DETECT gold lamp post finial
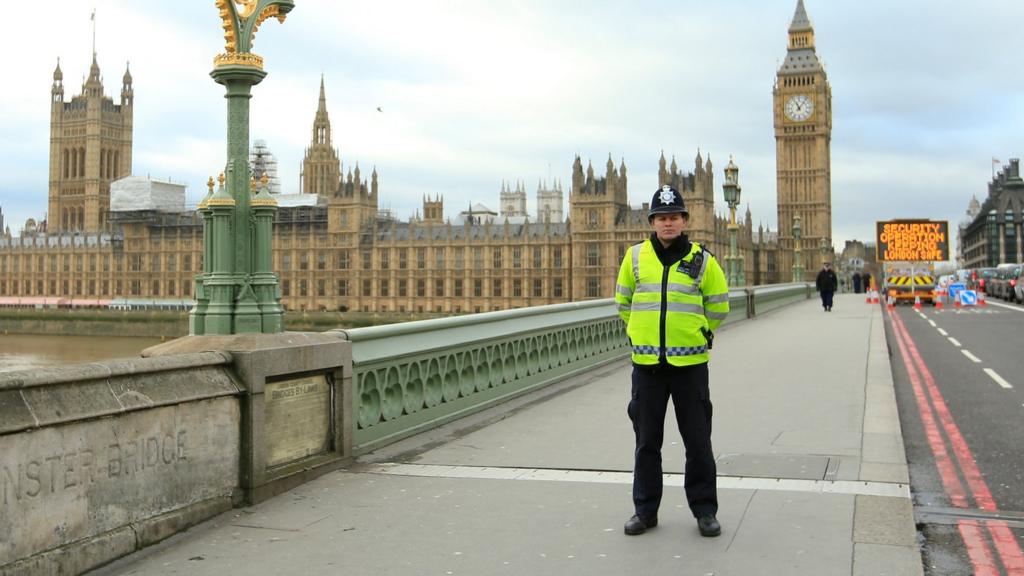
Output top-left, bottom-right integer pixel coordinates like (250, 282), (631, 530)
(213, 0), (295, 68)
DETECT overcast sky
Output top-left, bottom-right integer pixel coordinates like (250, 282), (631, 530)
(2, 0), (1022, 252)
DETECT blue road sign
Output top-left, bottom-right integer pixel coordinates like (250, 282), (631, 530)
(947, 283), (966, 303)
(959, 290), (977, 306)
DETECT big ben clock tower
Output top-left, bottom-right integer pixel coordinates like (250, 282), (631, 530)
(774, 0), (832, 280)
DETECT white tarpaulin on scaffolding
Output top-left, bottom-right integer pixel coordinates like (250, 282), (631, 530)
(110, 176), (187, 212)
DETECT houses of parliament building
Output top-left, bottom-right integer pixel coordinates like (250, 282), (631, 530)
(0, 1), (832, 314)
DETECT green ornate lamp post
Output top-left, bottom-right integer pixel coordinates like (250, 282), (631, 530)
(722, 156), (745, 287)
(792, 213), (804, 282)
(819, 236), (831, 265)
(190, 0), (293, 335)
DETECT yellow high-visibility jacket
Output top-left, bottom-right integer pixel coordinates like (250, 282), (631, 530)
(615, 239), (729, 366)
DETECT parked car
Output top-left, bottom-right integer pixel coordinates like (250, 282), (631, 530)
(988, 264), (1022, 301)
(1014, 268), (1024, 304)
(970, 267), (1000, 294)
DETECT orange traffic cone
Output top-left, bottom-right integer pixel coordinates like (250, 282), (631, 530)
(865, 292), (872, 304)
(913, 295), (922, 310)
(886, 295), (895, 310)
(954, 293), (962, 308)
(872, 290), (880, 304)
(978, 291), (987, 307)
(934, 292), (944, 309)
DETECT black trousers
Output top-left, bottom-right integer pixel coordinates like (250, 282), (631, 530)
(820, 290), (834, 309)
(628, 363), (717, 520)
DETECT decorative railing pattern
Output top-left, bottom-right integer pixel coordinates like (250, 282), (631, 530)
(333, 283), (811, 454)
(332, 300), (627, 453)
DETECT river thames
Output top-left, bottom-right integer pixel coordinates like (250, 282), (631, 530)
(0, 334), (162, 373)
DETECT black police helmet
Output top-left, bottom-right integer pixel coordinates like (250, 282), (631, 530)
(648, 185), (688, 220)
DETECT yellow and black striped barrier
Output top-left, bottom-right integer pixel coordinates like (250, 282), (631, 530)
(885, 275), (934, 286)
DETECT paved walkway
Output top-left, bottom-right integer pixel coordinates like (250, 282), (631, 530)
(92, 294), (922, 576)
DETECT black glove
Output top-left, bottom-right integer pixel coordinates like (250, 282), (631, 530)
(700, 327), (714, 350)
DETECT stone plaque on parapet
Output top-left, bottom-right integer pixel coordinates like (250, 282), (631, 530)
(265, 373), (331, 467)
(143, 332), (353, 505)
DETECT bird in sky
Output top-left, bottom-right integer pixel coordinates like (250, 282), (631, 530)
(376, 106), (383, 113)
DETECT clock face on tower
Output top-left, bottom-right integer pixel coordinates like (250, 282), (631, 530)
(784, 94), (814, 122)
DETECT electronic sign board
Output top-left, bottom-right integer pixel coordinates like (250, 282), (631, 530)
(875, 220), (949, 262)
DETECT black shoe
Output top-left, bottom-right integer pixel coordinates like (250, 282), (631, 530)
(697, 515), (721, 537)
(624, 514), (657, 535)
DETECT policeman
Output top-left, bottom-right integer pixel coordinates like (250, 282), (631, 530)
(615, 185), (729, 537)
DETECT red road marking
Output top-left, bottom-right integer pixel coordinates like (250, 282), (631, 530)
(988, 521), (1024, 575)
(959, 520), (1000, 576)
(889, 310), (1024, 574)
(888, 310), (967, 506)
(892, 311), (996, 511)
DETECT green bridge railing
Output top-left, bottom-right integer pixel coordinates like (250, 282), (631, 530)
(333, 282), (811, 453)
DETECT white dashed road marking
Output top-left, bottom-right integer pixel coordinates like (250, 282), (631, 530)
(938, 329), (949, 336)
(961, 350), (982, 363)
(984, 368), (1013, 389)
(947, 337), (962, 347)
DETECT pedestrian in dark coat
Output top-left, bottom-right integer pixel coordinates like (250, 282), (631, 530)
(816, 262), (839, 311)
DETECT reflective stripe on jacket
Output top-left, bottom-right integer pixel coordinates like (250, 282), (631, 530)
(614, 239), (729, 366)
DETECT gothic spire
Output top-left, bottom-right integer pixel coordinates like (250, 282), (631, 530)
(52, 59), (64, 100)
(87, 52), (101, 85)
(312, 77), (331, 146)
(78, 51), (103, 98)
(789, 0), (812, 33)
(780, 0), (821, 73)
(120, 62), (133, 104)
(318, 74), (327, 110)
